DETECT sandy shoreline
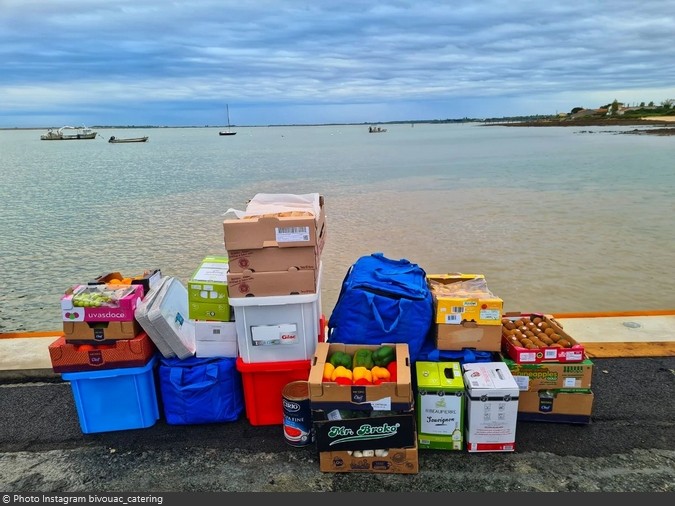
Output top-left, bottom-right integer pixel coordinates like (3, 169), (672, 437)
(642, 115), (675, 122)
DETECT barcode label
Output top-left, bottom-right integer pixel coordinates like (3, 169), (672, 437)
(452, 307), (465, 313)
(276, 226), (310, 243)
(445, 314), (462, 324)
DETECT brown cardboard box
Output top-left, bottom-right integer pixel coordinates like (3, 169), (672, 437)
(63, 319), (143, 343)
(436, 321), (502, 351)
(223, 195), (325, 251)
(227, 244), (322, 274)
(501, 354), (594, 391)
(318, 445), (419, 474)
(226, 268), (318, 297)
(308, 342), (412, 410)
(517, 389), (594, 424)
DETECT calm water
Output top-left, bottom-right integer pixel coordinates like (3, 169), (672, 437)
(1, 123), (674, 332)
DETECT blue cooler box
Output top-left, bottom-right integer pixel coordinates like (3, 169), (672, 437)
(62, 355), (159, 433)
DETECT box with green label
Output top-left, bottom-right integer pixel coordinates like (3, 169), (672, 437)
(500, 354), (593, 391)
(415, 361), (465, 450)
(188, 256), (230, 322)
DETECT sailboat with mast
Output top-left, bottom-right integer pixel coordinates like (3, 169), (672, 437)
(219, 104), (237, 136)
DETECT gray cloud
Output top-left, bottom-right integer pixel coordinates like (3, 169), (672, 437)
(1, 0), (674, 126)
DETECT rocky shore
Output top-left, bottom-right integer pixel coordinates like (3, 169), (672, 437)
(488, 116), (675, 135)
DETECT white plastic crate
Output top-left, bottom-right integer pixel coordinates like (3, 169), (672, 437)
(230, 266), (321, 364)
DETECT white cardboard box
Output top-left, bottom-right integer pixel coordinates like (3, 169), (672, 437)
(462, 362), (519, 452)
(194, 321), (238, 358)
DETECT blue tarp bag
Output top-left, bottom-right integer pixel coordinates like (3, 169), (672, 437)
(327, 253), (434, 362)
(158, 356), (243, 425)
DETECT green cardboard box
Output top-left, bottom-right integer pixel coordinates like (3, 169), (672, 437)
(416, 361), (465, 451)
(188, 256), (230, 321)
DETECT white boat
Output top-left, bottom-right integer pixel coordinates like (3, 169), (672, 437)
(219, 104), (237, 136)
(40, 126), (98, 140)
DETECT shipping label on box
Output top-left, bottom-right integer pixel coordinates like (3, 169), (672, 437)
(428, 274), (503, 325)
(251, 323), (298, 346)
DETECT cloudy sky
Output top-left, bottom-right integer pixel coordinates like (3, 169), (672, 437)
(2, 0), (675, 127)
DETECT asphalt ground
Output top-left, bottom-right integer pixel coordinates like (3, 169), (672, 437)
(0, 356), (673, 495)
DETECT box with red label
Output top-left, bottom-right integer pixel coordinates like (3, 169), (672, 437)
(61, 284), (143, 323)
(63, 319), (143, 343)
(501, 312), (585, 363)
(49, 332), (156, 373)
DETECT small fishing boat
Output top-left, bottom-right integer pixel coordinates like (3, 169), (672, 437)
(40, 126), (98, 140)
(108, 136), (149, 143)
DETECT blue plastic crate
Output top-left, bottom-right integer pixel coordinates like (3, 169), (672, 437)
(62, 354), (159, 433)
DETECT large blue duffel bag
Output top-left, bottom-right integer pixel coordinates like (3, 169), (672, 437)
(158, 355), (243, 425)
(327, 252), (434, 362)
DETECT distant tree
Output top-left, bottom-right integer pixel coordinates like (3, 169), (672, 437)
(610, 99), (620, 115)
(661, 99), (674, 109)
(648, 101), (655, 107)
(639, 102), (645, 107)
(571, 107), (584, 114)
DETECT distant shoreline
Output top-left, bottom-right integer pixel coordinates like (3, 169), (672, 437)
(489, 116), (675, 135)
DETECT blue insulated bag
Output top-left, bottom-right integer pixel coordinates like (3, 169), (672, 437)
(327, 253), (434, 362)
(159, 356), (243, 425)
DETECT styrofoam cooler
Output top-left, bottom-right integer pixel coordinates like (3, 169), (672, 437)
(229, 266), (322, 363)
(135, 276), (196, 359)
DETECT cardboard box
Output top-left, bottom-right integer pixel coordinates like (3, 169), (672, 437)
(194, 321), (238, 358)
(61, 284), (143, 323)
(49, 332), (156, 373)
(318, 445), (419, 474)
(462, 362), (519, 452)
(502, 312), (585, 363)
(436, 321), (502, 352)
(227, 268), (318, 298)
(416, 361), (465, 450)
(517, 389), (594, 424)
(63, 319), (143, 343)
(227, 244), (322, 274)
(501, 354), (594, 391)
(188, 256), (230, 321)
(308, 342), (413, 412)
(89, 269), (162, 297)
(427, 273), (503, 325)
(223, 195), (326, 251)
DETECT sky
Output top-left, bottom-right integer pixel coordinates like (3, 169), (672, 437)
(2, 0), (675, 127)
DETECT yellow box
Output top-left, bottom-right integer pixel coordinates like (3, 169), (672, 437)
(427, 273), (503, 325)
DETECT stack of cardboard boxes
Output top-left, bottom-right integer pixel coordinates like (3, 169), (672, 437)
(187, 255), (237, 358)
(49, 270), (163, 433)
(500, 313), (594, 424)
(223, 193), (326, 426)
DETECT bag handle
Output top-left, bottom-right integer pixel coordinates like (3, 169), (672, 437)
(169, 363), (219, 391)
(366, 291), (411, 333)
